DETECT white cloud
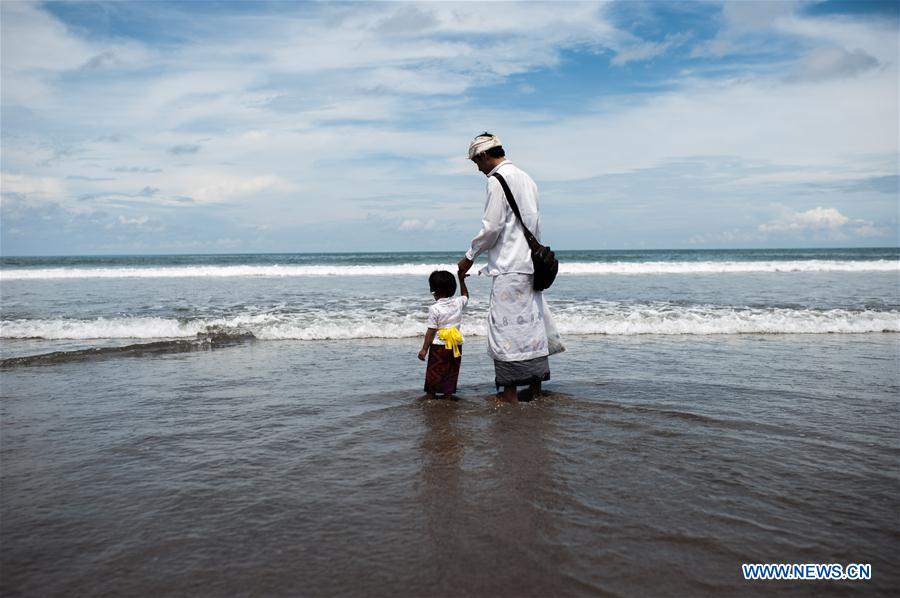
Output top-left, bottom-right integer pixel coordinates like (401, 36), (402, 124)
(200, 2), (620, 91)
(188, 174), (294, 204)
(0, 1), (94, 72)
(168, 144), (201, 155)
(688, 229), (765, 245)
(723, 0), (801, 31)
(691, 0), (802, 58)
(790, 46), (879, 81)
(15, 1), (894, 187)
(760, 206), (849, 232)
(357, 67), (473, 96)
(759, 206), (885, 239)
(612, 33), (691, 66)
(118, 215), (149, 226)
(2, 1), (897, 254)
(0, 172), (66, 199)
(399, 218), (437, 232)
(724, 165), (893, 188)
(510, 63), (898, 181)
(0, 1), (152, 106)
(777, 12), (899, 65)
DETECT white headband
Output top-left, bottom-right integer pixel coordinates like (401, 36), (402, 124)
(467, 134), (502, 160)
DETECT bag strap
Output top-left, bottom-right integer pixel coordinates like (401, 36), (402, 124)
(492, 172), (540, 250)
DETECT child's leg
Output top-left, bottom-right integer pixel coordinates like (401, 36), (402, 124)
(441, 351), (461, 399)
(424, 345), (440, 399)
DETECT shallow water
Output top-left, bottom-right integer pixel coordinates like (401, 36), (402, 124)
(2, 334), (898, 596)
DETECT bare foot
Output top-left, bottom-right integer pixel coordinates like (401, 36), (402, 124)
(498, 386), (518, 403)
(518, 382), (543, 402)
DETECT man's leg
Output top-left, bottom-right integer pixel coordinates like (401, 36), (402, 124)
(516, 381), (542, 401)
(500, 385), (518, 402)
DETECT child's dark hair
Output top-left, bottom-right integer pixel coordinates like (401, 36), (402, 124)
(429, 270), (457, 297)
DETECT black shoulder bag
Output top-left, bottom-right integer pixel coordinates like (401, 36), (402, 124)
(492, 172), (559, 291)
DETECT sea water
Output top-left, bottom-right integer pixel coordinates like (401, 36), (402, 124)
(1, 248), (897, 356)
(1, 248), (898, 596)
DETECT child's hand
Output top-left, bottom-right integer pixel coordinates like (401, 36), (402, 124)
(457, 271), (469, 279)
(418, 348), (428, 361)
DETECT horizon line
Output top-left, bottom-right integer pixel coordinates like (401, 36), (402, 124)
(2, 246), (899, 260)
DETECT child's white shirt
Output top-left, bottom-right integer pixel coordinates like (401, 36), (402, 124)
(427, 296), (468, 345)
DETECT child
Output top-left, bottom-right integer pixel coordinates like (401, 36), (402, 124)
(418, 270), (469, 399)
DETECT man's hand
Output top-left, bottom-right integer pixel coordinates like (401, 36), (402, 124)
(457, 256), (473, 274)
(418, 348), (428, 361)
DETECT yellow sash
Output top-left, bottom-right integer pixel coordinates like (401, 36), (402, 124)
(436, 326), (463, 358)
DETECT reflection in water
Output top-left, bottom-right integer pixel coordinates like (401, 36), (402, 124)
(418, 398), (579, 596)
(419, 399), (466, 579)
(483, 402), (574, 593)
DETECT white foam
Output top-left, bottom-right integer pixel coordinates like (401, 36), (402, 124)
(1, 260), (897, 280)
(550, 304), (900, 335)
(0, 264), (456, 280)
(561, 260), (899, 275)
(3, 305), (897, 340)
(0, 317), (209, 339)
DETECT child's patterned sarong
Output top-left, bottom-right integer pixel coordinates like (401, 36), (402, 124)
(424, 345), (462, 396)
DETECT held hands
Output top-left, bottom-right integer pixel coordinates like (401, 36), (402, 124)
(457, 256), (473, 275)
(457, 267), (470, 298)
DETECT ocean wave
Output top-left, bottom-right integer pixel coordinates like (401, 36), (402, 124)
(2, 306), (897, 340)
(0, 330), (254, 368)
(1, 260), (898, 280)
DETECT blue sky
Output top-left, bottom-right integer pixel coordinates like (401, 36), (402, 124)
(1, 0), (897, 255)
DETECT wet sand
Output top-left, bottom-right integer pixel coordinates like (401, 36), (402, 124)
(2, 335), (898, 596)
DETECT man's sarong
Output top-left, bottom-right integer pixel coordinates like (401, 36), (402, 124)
(488, 273), (564, 388)
(494, 355), (550, 388)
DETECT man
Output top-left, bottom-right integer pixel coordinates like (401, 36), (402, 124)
(457, 132), (557, 402)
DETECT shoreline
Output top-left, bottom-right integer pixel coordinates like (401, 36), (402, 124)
(2, 330), (899, 368)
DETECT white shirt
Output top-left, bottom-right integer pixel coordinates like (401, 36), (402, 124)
(427, 295), (468, 344)
(465, 160), (541, 276)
